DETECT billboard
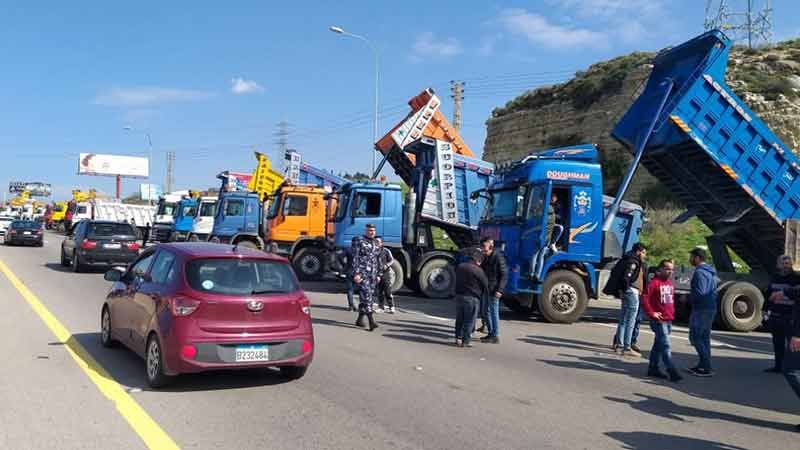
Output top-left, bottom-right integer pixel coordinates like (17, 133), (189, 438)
(9, 181), (52, 197)
(139, 183), (162, 201)
(78, 153), (149, 178)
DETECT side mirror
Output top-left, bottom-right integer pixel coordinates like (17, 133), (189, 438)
(104, 269), (122, 282)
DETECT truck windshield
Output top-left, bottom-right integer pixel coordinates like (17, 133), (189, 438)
(199, 202), (216, 217)
(181, 205), (197, 217)
(485, 188), (525, 220)
(266, 195), (281, 219)
(158, 202), (176, 216)
(334, 190), (351, 222)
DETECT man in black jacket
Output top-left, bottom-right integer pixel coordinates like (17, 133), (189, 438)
(764, 255), (800, 372)
(784, 283), (800, 431)
(454, 248), (488, 347)
(604, 243), (647, 357)
(479, 237), (508, 344)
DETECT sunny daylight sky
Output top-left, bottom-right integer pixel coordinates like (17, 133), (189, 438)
(2, 1), (799, 200)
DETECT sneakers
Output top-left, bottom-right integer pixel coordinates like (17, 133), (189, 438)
(687, 367), (714, 377)
(455, 338), (463, 347)
(621, 349), (641, 358)
(630, 343), (642, 353)
(480, 336), (499, 344)
(647, 367), (668, 379)
(388, 306), (396, 314)
(667, 368), (683, 382)
(477, 325), (487, 334)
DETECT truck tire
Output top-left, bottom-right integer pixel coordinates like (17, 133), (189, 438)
(718, 282), (763, 332)
(538, 270), (588, 324)
(387, 259), (404, 293)
(293, 247), (324, 281)
(418, 258), (455, 299)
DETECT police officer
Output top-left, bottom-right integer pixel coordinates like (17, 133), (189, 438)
(352, 223), (381, 331)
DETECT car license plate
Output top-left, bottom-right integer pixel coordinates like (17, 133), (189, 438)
(235, 345), (269, 362)
(23, 231), (31, 235)
(105, 243), (121, 249)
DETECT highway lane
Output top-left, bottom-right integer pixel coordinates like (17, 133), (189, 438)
(1, 230), (798, 449)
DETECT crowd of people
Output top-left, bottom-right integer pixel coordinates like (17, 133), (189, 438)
(339, 223), (800, 430)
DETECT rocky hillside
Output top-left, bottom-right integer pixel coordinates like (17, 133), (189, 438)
(483, 38), (800, 206)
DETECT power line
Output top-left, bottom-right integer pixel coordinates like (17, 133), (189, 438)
(705, 0), (773, 48)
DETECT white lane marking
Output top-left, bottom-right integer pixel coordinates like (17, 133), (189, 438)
(592, 322), (740, 349)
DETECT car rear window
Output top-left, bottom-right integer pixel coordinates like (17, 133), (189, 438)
(88, 223), (136, 238)
(11, 221), (40, 229)
(186, 258), (299, 296)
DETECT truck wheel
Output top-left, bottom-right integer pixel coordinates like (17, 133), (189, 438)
(293, 247), (324, 281)
(387, 259), (404, 293)
(418, 258), (455, 299)
(538, 270), (588, 324)
(718, 282), (763, 332)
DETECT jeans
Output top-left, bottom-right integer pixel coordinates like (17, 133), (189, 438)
(614, 307), (643, 346)
(767, 317), (792, 370)
(377, 274), (394, 309)
(689, 308), (716, 371)
(616, 289), (640, 350)
(486, 296), (500, 337)
(649, 321), (676, 371)
(345, 277), (355, 309)
(784, 341), (800, 401)
(455, 295), (480, 344)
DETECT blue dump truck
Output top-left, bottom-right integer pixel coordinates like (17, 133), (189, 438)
(475, 145), (644, 323)
(168, 196), (198, 242)
(608, 29), (800, 331)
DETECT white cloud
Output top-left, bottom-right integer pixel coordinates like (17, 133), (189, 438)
(497, 8), (609, 50)
(93, 86), (213, 107)
(411, 32), (463, 61)
(230, 77), (265, 95)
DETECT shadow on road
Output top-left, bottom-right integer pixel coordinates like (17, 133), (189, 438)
(526, 335), (799, 416)
(605, 431), (748, 450)
(606, 393), (797, 433)
(43, 262), (106, 274)
(67, 332), (298, 392)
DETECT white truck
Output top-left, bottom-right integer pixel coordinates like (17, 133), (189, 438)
(190, 196), (218, 241)
(150, 191), (189, 242)
(71, 200), (156, 236)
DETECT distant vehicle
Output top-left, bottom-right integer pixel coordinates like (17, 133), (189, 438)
(4, 220), (44, 246)
(60, 220), (141, 272)
(0, 215), (15, 236)
(100, 243), (314, 388)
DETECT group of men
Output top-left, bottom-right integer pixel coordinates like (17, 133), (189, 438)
(453, 237), (508, 347)
(339, 224), (396, 332)
(606, 243), (800, 429)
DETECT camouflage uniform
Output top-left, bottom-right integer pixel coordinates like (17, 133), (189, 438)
(351, 235), (381, 314)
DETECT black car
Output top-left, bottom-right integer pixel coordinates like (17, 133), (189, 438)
(4, 220), (44, 246)
(61, 220), (141, 272)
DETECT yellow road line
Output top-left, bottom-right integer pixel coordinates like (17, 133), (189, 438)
(0, 260), (179, 450)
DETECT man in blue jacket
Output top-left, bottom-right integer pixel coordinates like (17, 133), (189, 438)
(687, 247), (718, 377)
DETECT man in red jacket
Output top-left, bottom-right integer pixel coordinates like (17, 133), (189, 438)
(642, 259), (682, 382)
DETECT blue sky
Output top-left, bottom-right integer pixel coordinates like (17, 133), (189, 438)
(2, 1), (798, 200)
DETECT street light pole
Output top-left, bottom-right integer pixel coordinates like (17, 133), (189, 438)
(330, 25), (380, 176)
(124, 126), (155, 205)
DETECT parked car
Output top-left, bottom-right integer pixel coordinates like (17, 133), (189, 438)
(4, 220), (44, 246)
(61, 220), (141, 272)
(0, 215), (15, 236)
(100, 243), (314, 387)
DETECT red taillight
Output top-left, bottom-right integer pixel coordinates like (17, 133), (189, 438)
(80, 240), (97, 249)
(181, 345), (197, 359)
(301, 340), (313, 353)
(126, 242), (140, 251)
(171, 297), (200, 316)
(299, 297), (311, 315)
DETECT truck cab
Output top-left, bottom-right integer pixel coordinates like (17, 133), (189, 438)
(150, 192), (186, 242)
(189, 196), (217, 241)
(478, 145), (643, 323)
(169, 197), (199, 241)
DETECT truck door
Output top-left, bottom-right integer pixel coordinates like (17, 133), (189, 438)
(216, 197), (247, 237)
(566, 185), (601, 259)
(272, 194), (310, 242)
(520, 184), (549, 276)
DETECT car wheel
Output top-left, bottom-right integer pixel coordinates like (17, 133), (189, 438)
(145, 334), (171, 388)
(279, 365), (308, 380)
(292, 247), (324, 281)
(60, 248), (70, 267)
(71, 251), (83, 273)
(538, 270), (588, 324)
(100, 307), (118, 348)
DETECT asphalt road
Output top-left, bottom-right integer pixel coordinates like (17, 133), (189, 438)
(1, 231), (798, 450)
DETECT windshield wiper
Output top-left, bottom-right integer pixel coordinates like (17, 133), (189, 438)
(251, 289), (284, 295)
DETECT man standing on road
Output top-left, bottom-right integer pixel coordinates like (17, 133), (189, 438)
(480, 237), (508, 344)
(783, 281), (800, 432)
(642, 260), (682, 382)
(455, 248), (488, 348)
(376, 237), (396, 314)
(605, 243), (646, 358)
(352, 223), (381, 331)
(763, 255), (800, 373)
(687, 247), (718, 377)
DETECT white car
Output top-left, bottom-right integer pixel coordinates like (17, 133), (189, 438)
(0, 216), (14, 236)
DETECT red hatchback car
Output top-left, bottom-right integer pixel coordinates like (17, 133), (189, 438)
(101, 243), (314, 387)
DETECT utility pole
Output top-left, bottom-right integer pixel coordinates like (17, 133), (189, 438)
(274, 121), (290, 156)
(450, 80), (464, 132)
(704, 0), (773, 48)
(165, 151), (175, 193)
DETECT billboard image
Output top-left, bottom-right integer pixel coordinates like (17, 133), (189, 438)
(78, 153), (149, 178)
(9, 181), (52, 197)
(139, 183), (162, 201)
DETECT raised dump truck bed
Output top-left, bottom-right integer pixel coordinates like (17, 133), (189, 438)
(612, 30), (800, 331)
